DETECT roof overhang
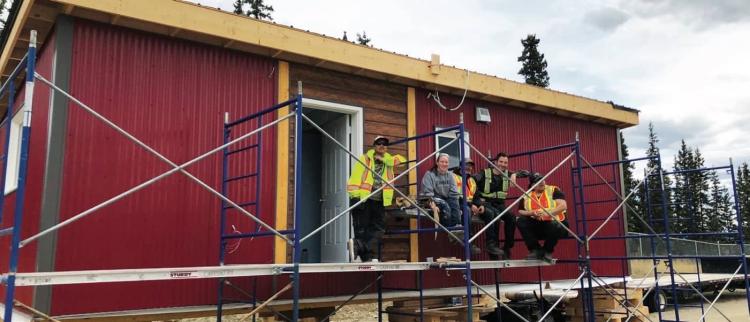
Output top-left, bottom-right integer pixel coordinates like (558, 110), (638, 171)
(0, 0), (639, 128)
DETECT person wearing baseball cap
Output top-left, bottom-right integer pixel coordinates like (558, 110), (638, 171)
(517, 172), (569, 263)
(346, 136), (406, 262)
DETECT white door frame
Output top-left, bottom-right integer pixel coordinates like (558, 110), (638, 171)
(302, 98), (363, 262)
(302, 98), (363, 158)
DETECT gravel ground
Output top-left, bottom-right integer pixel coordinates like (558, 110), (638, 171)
(179, 302), (391, 322)
(180, 292), (750, 321)
(651, 290), (749, 321)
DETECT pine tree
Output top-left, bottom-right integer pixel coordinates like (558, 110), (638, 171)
(517, 34), (550, 88)
(637, 123), (672, 234)
(356, 31), (371, 46)
(232, 0), (243, 14)
(232, 0), (274, 20)
(621, 132), (645, 233)
(708, 173), (735, 241)
(342, 31), (348, 41)
(0, 0), (9, 33)
(671, 140), (693, 234)
(737, 163), (750, 239)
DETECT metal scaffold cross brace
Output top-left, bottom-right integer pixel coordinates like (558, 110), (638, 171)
(22, 73), (294, 247)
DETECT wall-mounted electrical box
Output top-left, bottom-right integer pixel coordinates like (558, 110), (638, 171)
(476, 106), (491, 123)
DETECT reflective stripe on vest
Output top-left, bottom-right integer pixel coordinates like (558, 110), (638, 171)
(523, 185), (566, 221)
(480, 168), (509, 200)
(346, 150), (405, 206)
(454, 173), (476, 201)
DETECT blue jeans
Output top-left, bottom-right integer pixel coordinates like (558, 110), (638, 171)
(433, 197), (461, 227)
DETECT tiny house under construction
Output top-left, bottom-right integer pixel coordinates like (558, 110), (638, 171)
(0, 0), (640, 319)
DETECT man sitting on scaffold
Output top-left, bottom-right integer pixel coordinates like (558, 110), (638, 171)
(517, 172), (569, 263)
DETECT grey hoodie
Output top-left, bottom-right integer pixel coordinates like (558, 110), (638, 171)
(420, 169), (460, 199)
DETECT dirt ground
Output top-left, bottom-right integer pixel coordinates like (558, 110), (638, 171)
(182, 292), (750, 321)
(651, 290), (750, 321)
(179, 302), (391, 322)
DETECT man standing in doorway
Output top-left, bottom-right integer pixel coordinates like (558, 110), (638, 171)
(346, 136), (406, 262)
(472, 152), (520, 259)
(517, 172), (569, 263)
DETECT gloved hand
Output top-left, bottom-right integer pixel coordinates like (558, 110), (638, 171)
(515, 169), (530, 178)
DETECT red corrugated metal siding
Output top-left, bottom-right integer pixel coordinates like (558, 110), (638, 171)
(415, 89), (627, 288)
(51, 19), (277, 314)
(0, 29), (55, 304)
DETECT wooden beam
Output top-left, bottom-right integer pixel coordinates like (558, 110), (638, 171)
(274, 60), (291, 264)
(110, 14), (121, 25)
(169, 27), (180, 37)
(223, 39), (234, 48)
(314, 60), (326, 67)
(63, 4), (75, 14)
(407, 87), (419, 263)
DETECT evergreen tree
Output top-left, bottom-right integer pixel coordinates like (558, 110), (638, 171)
(356, 31), (371, 46)
(737, 163), (750, 239)
(232, 0), (243, 14)
(517, 34), (550, 88)
(621, 131), (646, 233)
(342, 31), (348, 41)
(636, 123), (672, 234)
(708, 173), (735, 241)
(232, 0), (274, 20)
(0, 0), (9, 33)
(672, 142), (712, 236)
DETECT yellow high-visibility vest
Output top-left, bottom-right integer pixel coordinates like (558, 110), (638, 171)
(523, 185), (566, 221)
(347, 149), (406, 206)
(480, 168), (509, 200)
(453, 173), (476, 201)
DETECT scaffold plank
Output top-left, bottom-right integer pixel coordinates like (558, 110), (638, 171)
(3, 260), (552, 286)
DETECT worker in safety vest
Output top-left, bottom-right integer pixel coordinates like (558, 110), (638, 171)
(471, 152), (520, 259)
(452, 158), (482, 255)
(517, 172), (569, 263)
(346, 136), (406, 262)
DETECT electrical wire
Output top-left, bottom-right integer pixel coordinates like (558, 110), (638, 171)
(427, 69), (470, 111)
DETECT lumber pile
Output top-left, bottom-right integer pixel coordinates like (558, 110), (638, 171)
(566, 288), (649, 322)
(386, 295), (495, 322)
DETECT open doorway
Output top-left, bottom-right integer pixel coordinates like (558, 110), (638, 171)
(298, 99), (363, 263)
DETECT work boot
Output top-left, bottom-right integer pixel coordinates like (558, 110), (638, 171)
(542, 251), (555, 263)
(502, 248), (512, 260)
(525, 249), (543, 260)
(486, 243), (503, 257)
(347, 239), (363, 262)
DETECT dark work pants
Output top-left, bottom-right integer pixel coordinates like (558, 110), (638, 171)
(433, 197), (461, 227)
(517, 216), (569, 253)
(351, 198), (385, 260)
(482, 202), (516, 250)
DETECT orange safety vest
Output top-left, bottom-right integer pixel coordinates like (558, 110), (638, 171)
(453, 173), (476, 201)
(523, 185), (566, 221)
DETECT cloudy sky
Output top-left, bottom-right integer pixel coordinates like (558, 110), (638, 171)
(195, 0), (750, 173)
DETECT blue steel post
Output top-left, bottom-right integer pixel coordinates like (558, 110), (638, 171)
(729, 159), (750, 313)
(573, 136), (595, 322)
(643, 168), (665, 321)
(3, 30), (36, 322)
(0, 81), (15, 224)
(291, 88), (304, 322)
(255, 115), (263, 234)
(216, 120), (231, 321)
(657, 154), (681, 321)
(458, 123), (472, 321)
